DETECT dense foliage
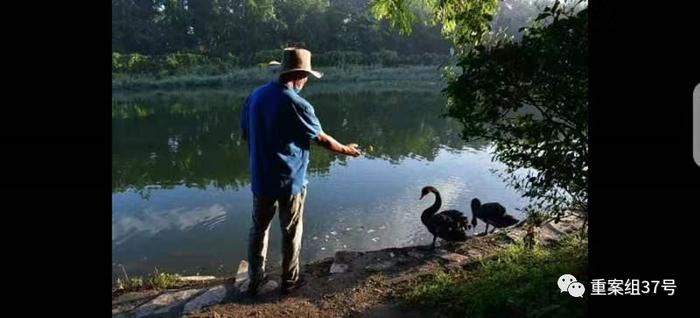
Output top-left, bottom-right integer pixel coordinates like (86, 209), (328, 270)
(373, 0), (588, 217)
(112, 0), (449, 57)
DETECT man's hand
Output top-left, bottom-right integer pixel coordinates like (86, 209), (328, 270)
(344, 143), (361, 157)
(316, 132), (361, 157)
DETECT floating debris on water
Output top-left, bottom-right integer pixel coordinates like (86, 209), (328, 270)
(321, 247), (326, 251)
(313, 236), (318, 240)
(325, 235), (330, 239)
(379, 225), (386, 230)
(371, 237), (380, 242)
(345, 227), (351, 231)
(330, 231), (337, 236)
(367, 229), (375, 234)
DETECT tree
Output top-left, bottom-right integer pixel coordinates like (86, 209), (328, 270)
(372, 0), (588, 219)
(112, 0), (161, 53)
(370, 0), (500, 50)
(112, 0), (451, 56)
(188, 0), (215, 54)
(156, 0), (197, 53)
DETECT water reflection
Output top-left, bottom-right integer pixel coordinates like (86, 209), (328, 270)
(112, 90), (485, 194)
(112, 90), (522, 278)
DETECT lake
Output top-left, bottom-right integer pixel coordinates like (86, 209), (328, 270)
(112, 87), (529, 279)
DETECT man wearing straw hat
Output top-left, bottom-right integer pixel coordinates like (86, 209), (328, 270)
(241, 48), (361, 295)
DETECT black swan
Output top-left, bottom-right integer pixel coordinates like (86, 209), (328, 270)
(419, 186), (471, 249)
(470, 198), (519, 235)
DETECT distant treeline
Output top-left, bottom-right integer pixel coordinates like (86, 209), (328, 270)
(112, 50), (450, 75)
(113, 0), (450, 57)
(112, 0), (549, 76)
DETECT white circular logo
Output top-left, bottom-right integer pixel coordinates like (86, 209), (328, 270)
(557, 274), (578, 293)
(567, 282), (586, 297)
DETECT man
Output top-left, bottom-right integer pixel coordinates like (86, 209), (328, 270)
(241, 48), (361, 295)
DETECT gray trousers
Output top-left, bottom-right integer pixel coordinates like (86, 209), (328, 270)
(248, 187), (306, 286)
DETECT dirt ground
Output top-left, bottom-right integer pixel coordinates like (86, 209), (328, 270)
(112, 213), (584, 318)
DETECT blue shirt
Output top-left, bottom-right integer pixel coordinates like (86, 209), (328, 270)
(241, 81), (324, 197)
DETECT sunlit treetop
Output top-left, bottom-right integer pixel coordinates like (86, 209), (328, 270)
(370, 0), (500, 43)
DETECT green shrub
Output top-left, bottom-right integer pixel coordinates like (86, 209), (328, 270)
(370, 50), (399, 66)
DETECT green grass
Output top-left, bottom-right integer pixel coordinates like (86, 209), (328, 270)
(115, 276), (144, 291)
(405, 237), (588, 318)
(114, 271), (182, 292)
(112, 65), (444, 92)
(148, 272), (182, 290)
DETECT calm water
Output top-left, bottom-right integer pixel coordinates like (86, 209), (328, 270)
(112, 89), (529, 278)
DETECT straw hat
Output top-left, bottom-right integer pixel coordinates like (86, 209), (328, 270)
(279, 48), (323, 79)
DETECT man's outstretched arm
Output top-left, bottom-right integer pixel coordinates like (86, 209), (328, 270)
(315, 132), (361, 157)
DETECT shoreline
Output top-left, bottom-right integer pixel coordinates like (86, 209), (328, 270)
(112, 65), (445, 93)
(112, 213), (585, 317)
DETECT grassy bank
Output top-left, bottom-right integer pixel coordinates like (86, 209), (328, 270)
(404, 236), (588, 318)
(112, 65), (444, 92)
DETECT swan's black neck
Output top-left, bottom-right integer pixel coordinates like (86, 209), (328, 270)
(471, 198), (481, 216)
(421, 190), (441, 225)
(470, 198), (481, 227)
